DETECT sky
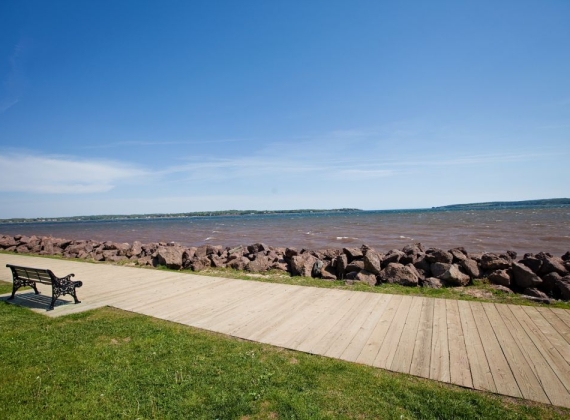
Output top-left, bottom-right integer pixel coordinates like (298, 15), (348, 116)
(0, 0), (569, 218)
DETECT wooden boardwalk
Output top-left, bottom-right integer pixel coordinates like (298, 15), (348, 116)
(2, 254), (570, 408)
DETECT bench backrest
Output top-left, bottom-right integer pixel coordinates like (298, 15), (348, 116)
(6, 264), (55, 285)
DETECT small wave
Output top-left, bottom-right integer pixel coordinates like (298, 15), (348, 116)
(336, 236), (358, 241)
(212, 230), (220, 233)
(399, 235), (414, 240)
(305, 231), (313, 235)
(205, 237), (213, 241)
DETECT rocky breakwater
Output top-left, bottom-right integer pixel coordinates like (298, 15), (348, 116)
(1, 234), (570, 302)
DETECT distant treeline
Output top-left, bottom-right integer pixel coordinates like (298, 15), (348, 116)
(0, 208), (362, 224)
(433, 198), (570, 211)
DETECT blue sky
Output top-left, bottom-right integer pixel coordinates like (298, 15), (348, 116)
(0, 0), (569, 218)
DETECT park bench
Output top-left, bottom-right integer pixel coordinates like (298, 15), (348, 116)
(6, 264), (83, 311)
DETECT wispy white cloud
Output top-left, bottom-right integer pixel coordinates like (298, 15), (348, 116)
(0, 154), (147, 194)
(156, 150), (555, 183)
(81, 138), (244, 149)
(0, 38), (30, 114)
(337, 169), (395, 179)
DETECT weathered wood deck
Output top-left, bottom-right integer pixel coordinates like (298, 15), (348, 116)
(2, 254), (570, 408)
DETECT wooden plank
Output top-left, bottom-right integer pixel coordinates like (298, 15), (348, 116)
(446, 299), (472, 388)
(295, 292), (370, 354)
(470, 302), (521, 398)
(551, 308), (570, 330)
(457, 300), (495, 392)
(355, 294), (402, 365)
(483, 303), (548, 403)
(283, 290), (350, 349)
(244, 287), (328, 342)
(319, 293), (380, 358)
(409, 298), (434, 379)
(228, 286), (309, 337)
(430, 298), (450, 383)
(373, 295), (413, 370)
(190, 282), (277, 328)
(252, 288), (336, 346)
(536, 307), (570, 346)
(106, 275), (221, 310)
(205, 284), (299, 335)
(391, 296), (423, 374)
(509, 305), (570, 394)
(497, 304), (570, 407)
(522, 306), (570, 365)
(164, 281), (257, 323)
(339, 294), (393, 363)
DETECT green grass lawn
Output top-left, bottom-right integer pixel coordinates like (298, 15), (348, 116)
(1, 280), (569, 419)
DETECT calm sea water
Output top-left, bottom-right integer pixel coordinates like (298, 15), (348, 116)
(1, 207), (569, 256)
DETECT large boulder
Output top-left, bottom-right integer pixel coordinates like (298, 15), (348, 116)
(209, 254), (227, 268)
(406, 263), (425, 281)
(311, 259), (324, 278)
(0, 236), (17, 248)
(195, 245), (216, 259)
(284, 248), (298, 259)
(320, 262), (338, 280)
(551, 276), (570, 301)
(355, 270), (377, 286)
(402, 243), (425, 255)
(539, 256), (569, 277)
(511, 262), (542, 289)
(247, 243), (268, 254)
(380, 263), (419, 286)
(480, 253), (511, 271)
(191, 256), (212, 271)
(541, 272), (562, 294)
(449, 248), (468, 263)
(422, 277), (443, 289)
(430, 262), (451, 279)
(382, 249), (405, 267)
(246, 255), (271, 272)
(460, 259), (481, 279)
(522, 288), (549, 300)
(519, 256), (542, 274)
(345, 260), (365, 273)
(488, 269), (511, 287)
(343, 247), (363, 262)
(363, 252), (382, 275)
(15, 245), (29, 254)
(290, 254), (317, 277)
(155, 246), (184, 269)
(127, 241), (143, 258)
(228, 256), (249, 271)
(441, 264), (471, 287)
(413, 255), (431, 274)
(335, 254), (348, 278)
(425, 248), (453, 264)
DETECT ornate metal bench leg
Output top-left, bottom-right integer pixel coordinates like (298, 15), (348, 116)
(8, 280), (21, 300)
(48, 294), (57, 311)
(8, 285), (18, 300)
(72, 288), (81, 304)
(32, 283), (40, 295)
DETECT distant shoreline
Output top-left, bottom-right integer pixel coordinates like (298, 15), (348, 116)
(0, 198), (568, 225)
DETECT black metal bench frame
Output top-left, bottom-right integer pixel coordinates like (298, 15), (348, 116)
(6, 264), (83, 311)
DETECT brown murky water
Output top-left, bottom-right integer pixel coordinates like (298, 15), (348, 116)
(1, 208), (569, 256)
